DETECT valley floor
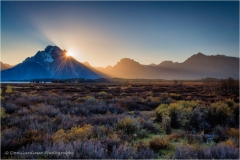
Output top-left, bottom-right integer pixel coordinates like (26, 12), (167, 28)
(1, 80), (239, 159)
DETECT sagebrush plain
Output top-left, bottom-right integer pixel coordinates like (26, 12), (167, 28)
(1, 78), (239, 159)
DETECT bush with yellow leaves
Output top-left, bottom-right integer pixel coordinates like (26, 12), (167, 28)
(68, 124), (93, 141)
(1, 107), (6, 119)
(115, 117), (138, 134)
(52, 124), (94, 142)
(6, 85), (12, 93)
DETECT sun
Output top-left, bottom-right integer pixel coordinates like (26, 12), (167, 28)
(66, 50), (75, 57)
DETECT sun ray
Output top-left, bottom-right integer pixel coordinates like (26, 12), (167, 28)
(50, 48), (80, 79)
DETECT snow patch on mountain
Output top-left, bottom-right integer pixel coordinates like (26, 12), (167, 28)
(42, 52), (54, 63)
(44, 53), (54, 62)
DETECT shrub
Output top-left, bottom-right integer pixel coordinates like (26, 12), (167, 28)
(87, 114), (124, 126)
(17, 107), (31, 115)
(52, 129), (68, 142)
(15, 97), (30, 107)
(99, 91), (108, 98)
(162, 116), (172, 134)
(155, 104), (168, 122)
(134, 148), (155, 159)
(155, 101), (203, 130)
(30, 103), (59, 117)
(23, 129), (48, 144)
(213, 126), (228, 142)
(225, 99), (235, 107)
(115, 117), (139, 134)
(101, 138), (121, 153)
(190, 106), (209, 132)
(186, 134), (204, 144)
(137, 129), (149, 139)
(76, 96), (95, 103)
(136, 141), (149, 151)
(146, 91), (153, 97)
(6, 85), (12, 93)
(174, 143), (239, 159)
(232, 103), (239, 125)
(174, 145), (202, 159)
(168, 103), (181, 128)
(92, 125), (108, 139)
(142, 120), (159, 134)
(1, 107), (6, 119)
(72, 100), (124, 116)
(73, 140), (107, 159)
(68, 124), (93, 141)
(209, 102), (233, 126)
(4, 102), (19, 113)
(111, 143), (135, 159)
(1, 127), (23, 152)
(159, 93), (174, 103)
(221, 139), (235, 147)
(228, 127), (239, 137)
(167, 132), (185, 142)
(149, 137), (170, 151)
(169, 93), (181, 99)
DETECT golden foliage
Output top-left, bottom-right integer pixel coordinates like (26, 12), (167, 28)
(52, 129), (67, 142)
(68, 124), (93, 141)
(221, 139), (235, 147)
(76, 96), (95, 102)
(98, 91), (108, 98)
(1, 107), (6, 119)
(52, 124), (94, 142)
(6, 85), (12, 93)
(115, 117), (138, 134)
(228, 128), (239, 139)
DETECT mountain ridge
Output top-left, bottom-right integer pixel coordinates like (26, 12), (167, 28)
(92, 52), (239, 79)
(1, 48), (239, 80)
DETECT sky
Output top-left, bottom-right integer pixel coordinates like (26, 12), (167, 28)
(1, 1), (239, 67)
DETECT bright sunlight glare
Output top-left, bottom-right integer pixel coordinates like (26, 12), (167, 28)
(66, 50), (76, 57)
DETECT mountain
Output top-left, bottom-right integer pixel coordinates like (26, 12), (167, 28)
(94, 65), (113, 74)
(96, 58), (151, 78)
(81, 61), (109, 78)
(1, 46), (103, 81)
(94, 53), (239, 79)
(174, 53), (239, 79)
(149, 63), (157, 66)
(1, 62), (14, 70)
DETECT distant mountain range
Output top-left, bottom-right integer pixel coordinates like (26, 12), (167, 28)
(1, 46), (239, 81)
(94, 53), (239, 79)
(0, 62), (14, 70)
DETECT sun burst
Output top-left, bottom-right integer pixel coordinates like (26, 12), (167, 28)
(66, 49), (76, 57)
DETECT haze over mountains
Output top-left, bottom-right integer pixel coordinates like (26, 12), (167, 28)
(95, 53), (239, 79)
(1, 45), (239, 81)
(0, 62), (14, 70)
